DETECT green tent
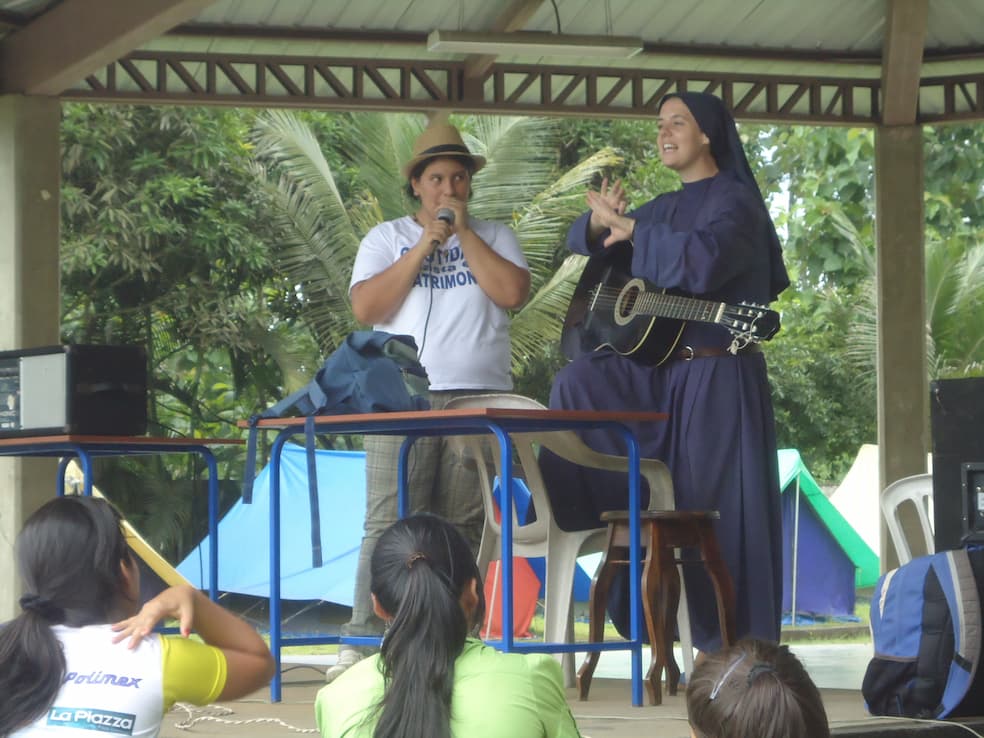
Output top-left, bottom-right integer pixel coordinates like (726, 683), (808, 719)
(779, 449), (880, 590)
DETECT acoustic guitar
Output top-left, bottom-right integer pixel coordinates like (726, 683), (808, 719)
(561, 243), (781, 365)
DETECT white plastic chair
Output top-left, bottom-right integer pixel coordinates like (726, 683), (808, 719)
(444, 392), (694, 683)
(880, 473), (935, 565)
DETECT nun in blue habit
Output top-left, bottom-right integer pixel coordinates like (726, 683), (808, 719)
(540, 91), (790, 652)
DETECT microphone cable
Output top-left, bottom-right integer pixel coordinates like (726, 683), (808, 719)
(417, 207), (453, 360)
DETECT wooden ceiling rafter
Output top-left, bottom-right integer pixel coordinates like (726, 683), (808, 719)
(0, 9), (28, 31)
(462, 0), (545, 81)
(63, 50), (892, 124)
(0, 0), (214, 95)
(1, 2), (980, 124)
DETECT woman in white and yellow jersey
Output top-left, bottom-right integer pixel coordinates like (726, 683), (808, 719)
(0, 495), (274, 736)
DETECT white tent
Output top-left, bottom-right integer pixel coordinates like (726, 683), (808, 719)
(830, 445), (882, 556)
(829, 444), (932, 560)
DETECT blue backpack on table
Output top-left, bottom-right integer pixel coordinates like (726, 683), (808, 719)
(863, 546), (984, 718)
(243, 331), (429, 566)
(261, 331), (430, 420)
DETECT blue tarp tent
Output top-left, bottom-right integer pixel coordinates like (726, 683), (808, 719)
(178, 445), (366, 604)
(778, 449), (879, 620)
(178, 444), (593, 604)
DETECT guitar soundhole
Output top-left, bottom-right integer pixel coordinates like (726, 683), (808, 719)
(614, 278), (645, 327)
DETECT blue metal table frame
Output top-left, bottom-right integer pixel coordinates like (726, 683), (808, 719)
(249, 408), (667, 705)
(0, 434), (240, 603)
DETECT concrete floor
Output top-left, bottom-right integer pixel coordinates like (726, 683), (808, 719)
(160, 675), (873, 738)
(157, 643), (959, 738)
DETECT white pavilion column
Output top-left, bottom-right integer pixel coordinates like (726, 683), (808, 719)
(0, 95), (61, 620)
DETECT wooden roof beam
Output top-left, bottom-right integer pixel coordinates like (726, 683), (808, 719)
(463, 0), (545, 80)
(0, 0), (215, 96)
(0, 10), (29, 31)
(881, 0), (928, 125)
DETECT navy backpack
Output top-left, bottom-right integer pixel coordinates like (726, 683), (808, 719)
(863, 546), (984, 718)
(259, 331), (430, 420)
(243, 331), (429, 566)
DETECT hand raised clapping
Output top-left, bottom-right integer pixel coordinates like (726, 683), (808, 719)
(586, 177), (635, 248)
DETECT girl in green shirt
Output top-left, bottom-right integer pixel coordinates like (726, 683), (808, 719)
(315, 514), (581, 738)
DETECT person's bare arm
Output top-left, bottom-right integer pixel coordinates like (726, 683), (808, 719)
(440, 196), (529, 309)
(350, 219), (450, 324)
(455, 224), (530, 309)
(112, 584), (274, 701)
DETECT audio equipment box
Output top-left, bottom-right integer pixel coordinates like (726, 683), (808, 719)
(931, 378), (984, 549)
(0, 344), (147, 437)
(964, 462), (984, 543)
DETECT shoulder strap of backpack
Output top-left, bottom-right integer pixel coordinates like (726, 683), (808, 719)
(242, 416), (262, 504)
(242, 383), (325, 503)
(934, 549), (982, 717)
(304, 416), (323, 569)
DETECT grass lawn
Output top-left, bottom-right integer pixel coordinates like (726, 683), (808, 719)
(781, 589), (872, 644)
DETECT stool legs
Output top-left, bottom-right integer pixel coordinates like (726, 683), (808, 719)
(643, 526), (684, 705)
(658, 548), (682, 696)
(577, 526), (618, 701)
(642, 524), (666, 704)
(580, 513), (735, 705)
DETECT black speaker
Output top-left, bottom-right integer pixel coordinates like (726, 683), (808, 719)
(964, 463), (984, 541)
(0, 344), (147, 437)
(930, 378), (984, 551)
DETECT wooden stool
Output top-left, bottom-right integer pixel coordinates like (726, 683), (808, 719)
(577, 510), (737, 705)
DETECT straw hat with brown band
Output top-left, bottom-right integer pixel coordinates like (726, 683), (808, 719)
(401, 122), (486, 179)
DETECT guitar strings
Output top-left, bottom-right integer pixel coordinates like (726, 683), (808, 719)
(588, 286), (767, 326)
(589, 287), (721, 320)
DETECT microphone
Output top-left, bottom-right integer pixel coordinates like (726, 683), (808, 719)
(431, 207), (456, 248)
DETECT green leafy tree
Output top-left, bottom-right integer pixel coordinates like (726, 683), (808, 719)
(766, 285), (877, 483)
(924, 125), (984, 237)
(60, 104), (315, 557)
(558, 118), (680, 209)
(751, 125), (875, 292)
(748, 123), (984, 481)
(60, 104), (309, 434)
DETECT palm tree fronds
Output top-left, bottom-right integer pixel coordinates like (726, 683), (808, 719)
(345, 113), (425, 221)
(827, 203), (876, 276)
(465, 116), (560, 223)
(252, 111), (349, 216)
(509, 254), (587, 365)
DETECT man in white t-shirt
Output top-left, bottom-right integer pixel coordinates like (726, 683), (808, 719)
(326, 120), (530, 683)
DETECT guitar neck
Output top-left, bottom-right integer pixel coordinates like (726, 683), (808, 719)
(635, 290), (725, 324)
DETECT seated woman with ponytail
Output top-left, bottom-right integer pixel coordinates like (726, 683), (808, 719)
(0, 495), (274, 737)
(315, 514), (581, 738)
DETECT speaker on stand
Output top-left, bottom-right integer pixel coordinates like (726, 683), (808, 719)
(930, 378), (984, 551)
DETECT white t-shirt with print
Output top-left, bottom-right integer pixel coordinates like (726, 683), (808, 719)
(349, 215), (528, 391)
(13, 624), (226, 738)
